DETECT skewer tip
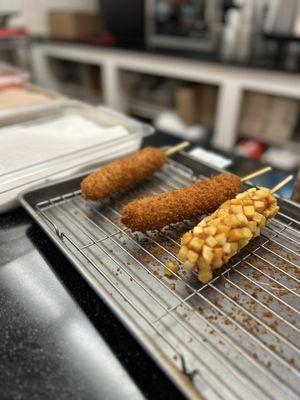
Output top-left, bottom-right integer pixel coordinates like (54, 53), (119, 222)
(241, 166), (272, 183)
(271, 175), (294, 194)
(165, 141), (190, 157)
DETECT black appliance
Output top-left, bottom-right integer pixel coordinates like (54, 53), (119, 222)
(100, 0), (145, 46)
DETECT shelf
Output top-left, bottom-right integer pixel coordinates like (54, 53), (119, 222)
(128, 99), (167, 120)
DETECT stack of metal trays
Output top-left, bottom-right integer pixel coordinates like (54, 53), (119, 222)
(20, 153), (300, 400)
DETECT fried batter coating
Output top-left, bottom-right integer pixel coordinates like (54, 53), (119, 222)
(81, 147), (165, 200)
(121, 174), (242, 231)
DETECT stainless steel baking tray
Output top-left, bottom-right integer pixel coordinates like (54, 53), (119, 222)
(20, 153), (300, 400)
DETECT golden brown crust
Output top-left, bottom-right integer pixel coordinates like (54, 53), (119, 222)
(121, 173), (242, 231)
(81, 147), (165, 200)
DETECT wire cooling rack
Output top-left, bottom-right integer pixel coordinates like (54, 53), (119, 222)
(21, 155), (300, 400)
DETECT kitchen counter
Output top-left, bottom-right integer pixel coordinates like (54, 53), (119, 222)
(0, 209), (183, 400)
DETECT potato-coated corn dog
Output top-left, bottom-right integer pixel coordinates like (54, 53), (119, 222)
(121, 173), (242, 231)
(81, 147), (165, 200)
(178, 187), (279, 283)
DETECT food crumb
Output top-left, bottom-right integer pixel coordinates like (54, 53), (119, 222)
(164, 261), (179, 278)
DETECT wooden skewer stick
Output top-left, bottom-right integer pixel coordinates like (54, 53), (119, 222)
(271, 175), (294, 194)
(241, 166), (272, 183)
(165, 141), (190, 157)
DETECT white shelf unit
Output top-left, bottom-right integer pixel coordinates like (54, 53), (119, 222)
(31, 42), (300, 151)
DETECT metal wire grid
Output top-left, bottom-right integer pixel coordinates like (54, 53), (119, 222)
(35, 160), (300, 400)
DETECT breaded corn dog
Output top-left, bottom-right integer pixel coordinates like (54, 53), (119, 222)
(81, 147), (165, 200)
(121, 173), (242, 231)
(178, 187), (279, 283)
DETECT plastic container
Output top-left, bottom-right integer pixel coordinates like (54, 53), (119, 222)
(0, 62), (30, 87)
(0, 102), (154, 212)
(0, 82), (69, 127)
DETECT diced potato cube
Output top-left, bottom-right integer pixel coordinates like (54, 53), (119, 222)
(228, 228), (243, 241)
(243, 206), (255, 217)
(267, 205), (279, 218)
(199, 219), (207, 227)
(230, 205), (243, 214)
(223, 243), (232, 254)
(212, 248), (223, 269)
(223, 255), (231, 263)
(204, 225), (217, 236)
(247, 221), (257, 233)
(189, 237), (204, 252)
(217, 224), (231, 235)
(236, 213), (249, 226)
(164, 261), (179, 277)
(231, 199), (242, 205)
(224, 214), (240, 228)
(253, 212), (263, 224)
(206, 235), (218, 247)
(193, 226), (203, 236)
(247, 188), (256, 199)
(253, 227), (260, 237)
(197, 255), (210, 269)
(217, 209), (229, 219)
(181, 231), (192, 246)
(220, 200), (230, 209)
(236, 192), (247, 199)
(223, 242), (238, 255)
(213, 247), (223, 259)
(198, 269), (213, 283)
(212, 260), (223, 269)
(238, 238), (249, 250)
(242, 199), (253, 206)
(215, 233), (227, 246)
(255, 189), (268, 199)
(254, 201), (265, 212)
(230, 242), (239, 255)
(202, 245), (214, 263)
(259, 214), (266, 227)
(178, 246), (188, 261)
(242, 227), (252, 239)
(184, 261), (195, 271)
(187, 250), (199, 265)
(208, 218), (221, 227)
(269, 195), (276, 205)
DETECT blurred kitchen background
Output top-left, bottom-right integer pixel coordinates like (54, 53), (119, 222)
(1, 0), (300, 199)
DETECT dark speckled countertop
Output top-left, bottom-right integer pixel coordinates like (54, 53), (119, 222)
(0, 208), (183, 400)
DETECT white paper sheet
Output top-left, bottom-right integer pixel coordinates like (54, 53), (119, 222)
(0, 115), (129, 176)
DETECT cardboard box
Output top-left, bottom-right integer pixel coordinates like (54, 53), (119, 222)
(239, 91), (299, 142)
(263, 97), (299, 141)
(175, 85), (198, 125)
(197, 84), (218, 128)
(49, 12), (102, 40)
(239, 92), (269, 137)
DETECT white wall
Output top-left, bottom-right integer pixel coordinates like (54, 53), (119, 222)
(0, 0), (99, 36)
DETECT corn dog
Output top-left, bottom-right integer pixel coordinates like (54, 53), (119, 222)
(178, 187), (279, 283)
(81, 147), (165, 200)
(121, 173), (242, 231)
